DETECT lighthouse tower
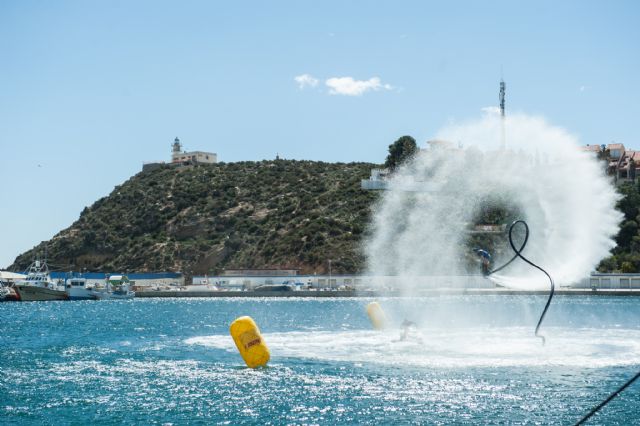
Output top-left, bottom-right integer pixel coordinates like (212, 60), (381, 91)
(171, 137), (182, 162)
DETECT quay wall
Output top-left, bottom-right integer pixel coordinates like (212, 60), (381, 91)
(135, 288), (640, 298)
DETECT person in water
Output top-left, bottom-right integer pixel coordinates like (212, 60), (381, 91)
(400, 319), (416, 341)
(476, 249), (492, 276)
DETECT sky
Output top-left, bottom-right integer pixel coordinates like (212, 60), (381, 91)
(1, 0), (639, 269)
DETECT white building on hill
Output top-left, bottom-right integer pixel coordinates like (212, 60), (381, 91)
(171, 137), (217, 165)
(143, 137), (217, 171)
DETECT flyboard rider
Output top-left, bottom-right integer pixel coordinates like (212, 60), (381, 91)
(475, 249), (492, 276)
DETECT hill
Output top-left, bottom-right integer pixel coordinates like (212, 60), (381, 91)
(10, 157), (640, 276)
(10, 161), (379, 276)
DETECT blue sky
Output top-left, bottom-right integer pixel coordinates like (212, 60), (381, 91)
(1, 0), (639, 268)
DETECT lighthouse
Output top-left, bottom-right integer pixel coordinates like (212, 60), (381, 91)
(172, 137), (182, 159)
(170, 137), (217, 165)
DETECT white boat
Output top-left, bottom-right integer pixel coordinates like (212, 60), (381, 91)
(14, 260), (68, 301)
(65, 277), (95, 300)
(90, 274), (135, 300)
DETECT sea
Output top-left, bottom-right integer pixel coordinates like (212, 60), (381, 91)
(1, 295), (639, 425)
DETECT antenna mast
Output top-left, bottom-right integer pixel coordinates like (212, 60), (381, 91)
(499, 79), (506, 150)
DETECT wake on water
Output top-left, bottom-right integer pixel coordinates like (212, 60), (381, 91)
(186, 327), (640, 368)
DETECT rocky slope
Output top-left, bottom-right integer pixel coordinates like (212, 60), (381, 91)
(10, 161), (379, 276)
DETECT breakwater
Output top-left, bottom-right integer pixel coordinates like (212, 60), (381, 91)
(135, 288), (640, 298)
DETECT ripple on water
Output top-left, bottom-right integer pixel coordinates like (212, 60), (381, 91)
(1, 297), (639, 424)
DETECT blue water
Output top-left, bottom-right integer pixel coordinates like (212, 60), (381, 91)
(1, 296), (639, 425)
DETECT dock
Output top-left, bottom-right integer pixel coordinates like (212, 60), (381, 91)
(135, 288), (640, 298)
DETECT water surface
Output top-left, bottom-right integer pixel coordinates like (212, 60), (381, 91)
(1, 296), (639, 424)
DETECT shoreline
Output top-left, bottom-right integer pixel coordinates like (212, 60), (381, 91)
(134, 288), (640, 298)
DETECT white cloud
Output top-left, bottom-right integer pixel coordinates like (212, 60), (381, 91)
(325, 76), (393, 96)
(294, 74), (319, 89)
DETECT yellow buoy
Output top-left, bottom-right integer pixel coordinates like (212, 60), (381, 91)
(366, 301), (388, 330)
(229, 316), (270, 368)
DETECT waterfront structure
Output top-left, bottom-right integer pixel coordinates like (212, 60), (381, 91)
(0, 270), (27, 284)
(221, 268), (299, 277)
(192, 274), (495, 291)
(576, 273), (640, 290)
(143, 137), (217, 171)
(192, 272), (640, 291)
(51, 271), (183, 290)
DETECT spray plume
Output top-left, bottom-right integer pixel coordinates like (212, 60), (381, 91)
(365, 110), (622, 291)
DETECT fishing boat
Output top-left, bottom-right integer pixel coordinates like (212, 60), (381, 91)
(14, 260), (68, 301)
(65, 277), (95, 300)
(90, 274), (135, 300)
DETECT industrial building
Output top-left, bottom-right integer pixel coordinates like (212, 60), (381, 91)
(49, 271), (184, 290)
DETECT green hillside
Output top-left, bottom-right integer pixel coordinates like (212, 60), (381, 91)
(10, 156), (640, 276)
(10, 161), (379, 276)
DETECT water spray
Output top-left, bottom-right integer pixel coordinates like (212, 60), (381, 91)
(481, 220), (555, 345)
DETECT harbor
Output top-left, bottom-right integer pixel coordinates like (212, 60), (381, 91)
(2, 2), (639, 424)
(5, 262), (640, 301)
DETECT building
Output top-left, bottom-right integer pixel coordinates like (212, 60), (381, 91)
(50, 271), (184, 290)
(576, 273), (640, 289)
(581, 143), (640, 185)
(171, 137), (217, 165)
(361, 139), (459, 191)
(0, 270), (27, 284)
(221, 269), (299, 277)
(191, 273), (496, 291)
(143, 137), (217, 171)
(361, 168), (391, 190)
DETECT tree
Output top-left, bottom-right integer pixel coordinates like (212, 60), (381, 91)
(384, 136), (418, 171)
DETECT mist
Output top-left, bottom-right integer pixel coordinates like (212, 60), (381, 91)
(365, 111), (622, 290)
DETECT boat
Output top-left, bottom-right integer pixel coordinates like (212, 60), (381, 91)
(0, 271), (25, 301)
(14, 260), (68, 301)
(65, 277), (95, 300)
(90, 274), (135, 300)
(0, 284), (20, 301)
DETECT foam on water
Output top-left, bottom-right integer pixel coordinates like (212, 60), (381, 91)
(187, 326), (640, 368)
(365, 111), (622, 290)
(3, 298), (638, 424)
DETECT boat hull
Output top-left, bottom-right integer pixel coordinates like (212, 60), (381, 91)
(15, 285), (68, 301)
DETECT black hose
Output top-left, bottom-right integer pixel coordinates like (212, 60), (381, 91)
(487, 220), (529, 275)
(574, 371), (640, 425)
(484, 222), (639, 422)
(485, 220), (555, 345)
